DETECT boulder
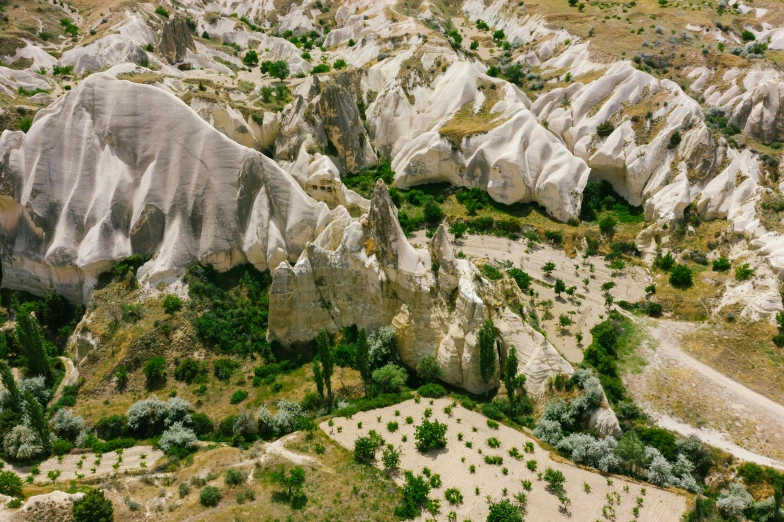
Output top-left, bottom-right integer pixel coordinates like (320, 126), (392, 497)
(157, 15), (196, 65)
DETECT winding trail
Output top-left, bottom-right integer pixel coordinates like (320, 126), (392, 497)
(629, 319), (784, 469)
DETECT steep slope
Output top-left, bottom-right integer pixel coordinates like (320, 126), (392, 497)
(0, 73), (341, 301)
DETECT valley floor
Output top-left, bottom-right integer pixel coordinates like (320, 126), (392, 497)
(323, 397), (688, 522)
(625, 318), (784, 469)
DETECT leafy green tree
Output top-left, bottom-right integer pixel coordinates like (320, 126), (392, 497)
(414, 419), (448, 452)
(487, 498), (523, 522)
(143, 357), (166, 389)
(554, 278), (566, 296)
(0, 470), (23, 496)
(416, 355), (443, 383)
(268, 60), (290, 82)
(15, 312), (52, 386)
(243, 49), (259, 66)
(542, 262), (556, 275)
(316, 330), (334, 407)
(478, 319), (496, 395)
(73, 488), (114, 522)
(272, 465), (306, 497)
(372, 364), (407, 393)
(356, 328), (371, 397)
(599, 215), (617, 235)
(503, 347), (526, 408)
(449, 221), (467, 239)
(669, 264), (693, 288)
(162, 294), (182, 314)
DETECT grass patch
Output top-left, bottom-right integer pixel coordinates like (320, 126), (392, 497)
(438, 79), (509, 149)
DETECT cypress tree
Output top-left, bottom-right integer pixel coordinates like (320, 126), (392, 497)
(15, 312), (52, 386)
(478, 319), (497, 397)
(356, 328), (371, 397)
(316, 330), (334, 408)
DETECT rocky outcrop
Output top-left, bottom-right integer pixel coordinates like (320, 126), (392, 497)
(157, 15), (196, 65)
(268, 181), (574, 394)
(0, 73), (341, 302)
(729, 79), (784, 145)
(316, 83), (377, 173)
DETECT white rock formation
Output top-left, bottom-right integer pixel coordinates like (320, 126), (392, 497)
(0, 73), (342, 302)
(269, 181), (574, 394)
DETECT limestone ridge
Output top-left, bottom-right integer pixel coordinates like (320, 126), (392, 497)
(268, 180), (582, 399)
(0, 73), (340, 301)
(157, 15), (196, 65)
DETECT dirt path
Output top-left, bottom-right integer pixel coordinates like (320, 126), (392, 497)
(52, 356), (78, 404)
(627, 318), (784, 468)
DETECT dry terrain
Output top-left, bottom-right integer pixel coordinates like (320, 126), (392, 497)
(323, 397), (689, 522)
(624, 318), (784, 469)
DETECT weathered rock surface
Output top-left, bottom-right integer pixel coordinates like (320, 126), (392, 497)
(0, 73), (341, 302)
(269, 181), (574, 394)
(157, 15), (196, 65)
(729, 79), (784, 145)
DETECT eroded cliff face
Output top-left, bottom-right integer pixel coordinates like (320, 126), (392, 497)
(157, 15), (196, 65)
(0, 73), (341, 301)
(268, 180), (575, 396)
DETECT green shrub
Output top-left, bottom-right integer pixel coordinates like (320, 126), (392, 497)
(669, 264), (693, 288)
(599, 216), (617, 234)
(95, 414), (128, 440)
(481, 264), (504, 280)
(199, 485), (221, 507)
(214, 358), (240, 381)
(224, 468), (248, 487)
(415, 419), (448, 452)
(596, 120), (615, 137)
(333, 59), (348, 69)
(741, 30), (755, 41)
(162, 294), (182, 314)
(143, 357), (166, 387)
(712, 256), (731, 271)
(52, 439), (73, 456)
(418, 383), (447, 398)
(354, 432), (384, 463)
(311, 63), (330, 74)
(73, 489), (113, 522)
(773, 334), (784, 348)
(394, 471), (431, 519)
(654, 252), (676, 271)
(186, 264), (272, 357)
(155, 6), (169, 17)
(0, 470), (23, 496)
(507, 268), (532, 291)
(543, 468), (565, 492)
(174, 358), (207, 384)
(481, 403), (504, 421)
(229, 390), (248, 404)
(735, 263), (754, 281)
(423, 202), (444, 224)
(487, 498), (523, 522)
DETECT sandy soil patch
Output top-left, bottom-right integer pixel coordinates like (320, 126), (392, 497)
(625, 318), (784, 468)
(410, 232), (651, 362)
(322, 398), (688, 522)
(8, 446), (163, 484)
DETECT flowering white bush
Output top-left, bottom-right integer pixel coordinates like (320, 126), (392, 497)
(532, 419), (563, 446)
(272, 400), (303, 435)
(52, 409), (87, 442)
(717, 483), (752, 520)
(233, 411), (258, 438)
(158, 422), (197, 452)
(556, 433), (619, 472)
(3, 425), (44, 461)
(20, 376), (52, 405)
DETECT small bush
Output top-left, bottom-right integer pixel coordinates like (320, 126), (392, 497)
(712, 257), (731, 271)
(162, 294), (182, 314)
(143, 357), (166, 387)
(155, 6), (169, 17)
(596, 121), (615, 137)
(200, 485), (221, 507)
(0, 471), (23, 496)
(669, 264), (693, 288)
(214, 358), (240, 381)
(735, 263), (754, 281)
(414, 419), (448, 452)
(418, 383), (447, 398)
(229, 390), (248, 404)
(73, 489), (113, 522)
(225, 468), (248, 487)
